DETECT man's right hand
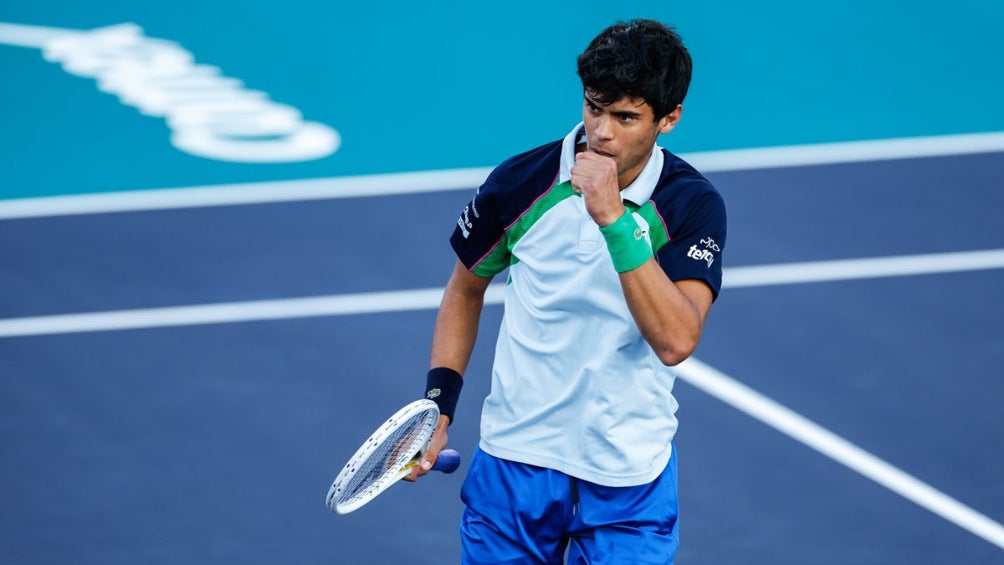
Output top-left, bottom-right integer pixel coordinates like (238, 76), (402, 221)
(404, 414), (450, 482)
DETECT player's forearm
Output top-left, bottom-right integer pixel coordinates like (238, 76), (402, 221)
(429, 296), (481, 374)
(429, 261), (490, 375)
(619, 260), (705, 366)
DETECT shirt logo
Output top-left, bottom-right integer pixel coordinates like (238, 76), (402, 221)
(687, 236), (718, 268)
(457, 204), (474, 239)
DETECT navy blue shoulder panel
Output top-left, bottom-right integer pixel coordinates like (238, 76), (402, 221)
(650, 150), (728, 300)
(449, 140), (563, 272)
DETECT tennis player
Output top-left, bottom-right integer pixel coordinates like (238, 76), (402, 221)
(414, 19), (727, 564)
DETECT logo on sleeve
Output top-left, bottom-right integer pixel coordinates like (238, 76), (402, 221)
(700, 237), (720, 252)
(687, 237), (718, 268)
(457, 203), (474, 239)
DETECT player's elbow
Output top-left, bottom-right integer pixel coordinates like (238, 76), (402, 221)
(652, 331), (701, 366)
(654, 344), (694, 366)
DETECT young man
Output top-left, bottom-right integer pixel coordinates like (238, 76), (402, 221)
(412, 19), (726, 564)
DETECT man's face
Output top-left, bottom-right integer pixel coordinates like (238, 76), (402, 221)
(581, 91), (680, 188)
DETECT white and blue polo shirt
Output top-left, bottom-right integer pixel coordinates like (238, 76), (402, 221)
(450, 123), (726, 487)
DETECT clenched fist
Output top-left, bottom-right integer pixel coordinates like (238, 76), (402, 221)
(571, 151), (626, 227)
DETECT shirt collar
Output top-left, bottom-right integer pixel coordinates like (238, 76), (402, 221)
(558, 122), (663, 206)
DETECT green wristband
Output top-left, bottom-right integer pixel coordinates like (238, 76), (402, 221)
(599, 210), (653, 273)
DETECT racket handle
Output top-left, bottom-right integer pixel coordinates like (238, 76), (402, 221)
(431, 449), (461, 474)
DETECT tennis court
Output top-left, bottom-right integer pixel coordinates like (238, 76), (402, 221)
(2, 3), (1002, 564)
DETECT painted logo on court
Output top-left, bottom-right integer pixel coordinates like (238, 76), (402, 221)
(12, 22), (339, 163)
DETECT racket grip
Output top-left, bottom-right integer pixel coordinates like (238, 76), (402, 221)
(431, 449), (461, 474)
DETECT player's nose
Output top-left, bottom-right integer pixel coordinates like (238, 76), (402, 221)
(593, 115), (614, 140)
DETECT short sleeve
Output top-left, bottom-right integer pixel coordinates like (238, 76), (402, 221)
(448, 138), (565, 277)
(449, 171), (511, 277)
(654, 189), (727, 300)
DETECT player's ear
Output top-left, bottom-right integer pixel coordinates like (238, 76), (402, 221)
(658, 105), (682, 135)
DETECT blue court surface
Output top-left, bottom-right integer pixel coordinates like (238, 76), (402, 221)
(2, 2), (1003, 564)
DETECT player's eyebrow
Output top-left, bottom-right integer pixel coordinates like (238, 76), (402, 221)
(584, 93), (642, 118)
(583, 92), (604, 108)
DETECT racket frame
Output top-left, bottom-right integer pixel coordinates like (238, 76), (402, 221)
(326, 398), (440, 514)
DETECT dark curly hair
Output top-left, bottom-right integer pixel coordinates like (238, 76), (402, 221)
(576, 19), (692, 121)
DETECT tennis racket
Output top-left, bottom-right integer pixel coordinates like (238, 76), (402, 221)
(326, 398), (461, 514)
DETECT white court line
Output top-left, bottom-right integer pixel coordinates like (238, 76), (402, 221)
(684, 131), (1004, 172)
(0, 169), (495, 220)
(2, 251), (1002, 547)
(725, 249), (1004, 288)
(676, 357), (1004, 550)
(3, 248), (1004, 338)
(0, 134), (1002, 219)
(0, 287), (483, 339)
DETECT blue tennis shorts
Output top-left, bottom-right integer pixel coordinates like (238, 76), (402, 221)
(459, 446), (679, 564)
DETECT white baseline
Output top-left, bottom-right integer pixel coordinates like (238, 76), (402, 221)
(0, 133), (1003, 219)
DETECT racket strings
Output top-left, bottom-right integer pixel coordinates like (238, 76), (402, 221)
(332, 408), (438, 508)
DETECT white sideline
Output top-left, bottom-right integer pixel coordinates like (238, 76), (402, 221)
(676, 357), (1004, 550)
